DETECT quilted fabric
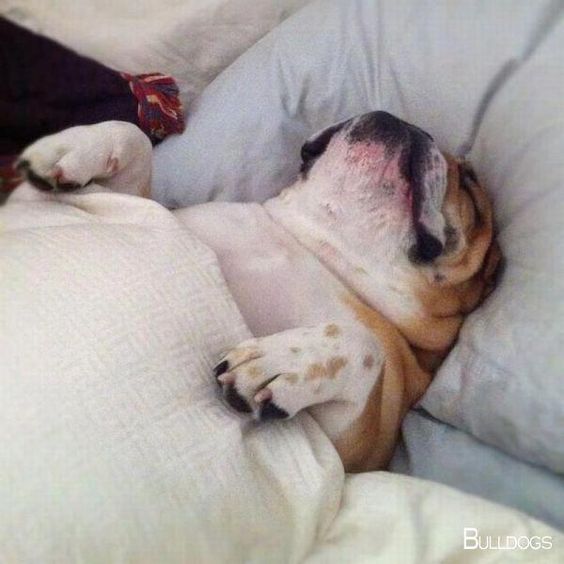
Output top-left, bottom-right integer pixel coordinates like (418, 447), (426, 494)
(0, 189), (342, 561)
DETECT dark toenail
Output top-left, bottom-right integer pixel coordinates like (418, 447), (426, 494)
(223, 384), (252, 413)
(58, 182), (81, 192)
(259, 400), (289, 420)
(15, 159), (30, 172)
(214, 360), (229, 378)
(26, 168), (54, 191)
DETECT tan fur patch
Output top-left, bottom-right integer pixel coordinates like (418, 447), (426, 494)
(327, 356), (347, 377)
(246, 365), (265, 379)
(290, 347), (301, 354)
(306, 356), (347, 380)
(401, 154), (499, 354)
(363, 354), (375, 369)
(306, 362), (326, 380)
(230, 347), (262, 367)
(324, 324), (341, 338)
(337, 293), (433, 472)
(284, 373), (298, 384)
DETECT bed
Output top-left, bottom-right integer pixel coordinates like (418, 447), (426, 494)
(2, 0), (563, 561)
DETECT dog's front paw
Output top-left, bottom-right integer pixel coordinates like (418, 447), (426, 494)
(16, 124), (121, 192)
(214, 324), (379, 421)
(16, 153), (84, 193)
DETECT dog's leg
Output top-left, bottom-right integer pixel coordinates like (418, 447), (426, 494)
(215, 323), (386, 442)
(215, 321), (431, 471)
(16, 121), (152, 197)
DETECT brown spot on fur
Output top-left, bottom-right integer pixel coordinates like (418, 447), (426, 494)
(434, 272), (446, 283)
(337, 293), (432, 472)
(344, 294), (431, 402)
(327, 356), (347, 378)
(290, 347), (301, 354)
(324, 324), (341, 338)
(363, 354), (374, 369)
(306, 363), (326, 380)
(306, 357), (347, 380)
(247, 365), (265, 379)
(229, 347), (262, 368)
(284, 373), (298, 384)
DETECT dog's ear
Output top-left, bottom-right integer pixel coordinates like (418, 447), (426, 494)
(458, 160), (504, 298)
(480, 238), (505, 299)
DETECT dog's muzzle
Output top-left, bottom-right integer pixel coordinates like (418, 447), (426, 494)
(349, 111), (448, 263)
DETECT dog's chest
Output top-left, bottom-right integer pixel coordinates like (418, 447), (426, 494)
(174, 204), (353, 336)
(222, 243), (351, 336)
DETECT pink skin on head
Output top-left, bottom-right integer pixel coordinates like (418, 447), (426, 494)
(343, 141), (413, 211)
(303, 134), (416, 236)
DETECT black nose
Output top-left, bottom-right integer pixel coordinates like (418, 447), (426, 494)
(348, 111), (433, 145)
(348, 111), (405, 144)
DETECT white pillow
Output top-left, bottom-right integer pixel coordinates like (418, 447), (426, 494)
(422, 16), (564, 473)
(153, 0), (564, 473)
(153, 0), (557, 205)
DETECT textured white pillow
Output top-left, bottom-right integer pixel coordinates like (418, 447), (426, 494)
(153, 0), (564, 473)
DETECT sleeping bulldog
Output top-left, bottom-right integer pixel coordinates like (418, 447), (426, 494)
(14, 111), (501, 471)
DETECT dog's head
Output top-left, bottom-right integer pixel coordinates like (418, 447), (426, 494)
(283, 111), (502, 358)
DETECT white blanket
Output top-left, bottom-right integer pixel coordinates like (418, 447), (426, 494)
(1, 0), (308, 106)
(1, 187), (561, 562)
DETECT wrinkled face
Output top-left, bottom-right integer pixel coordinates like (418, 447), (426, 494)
(298, 111), (496, 277)
(293, 111), (501, 355)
